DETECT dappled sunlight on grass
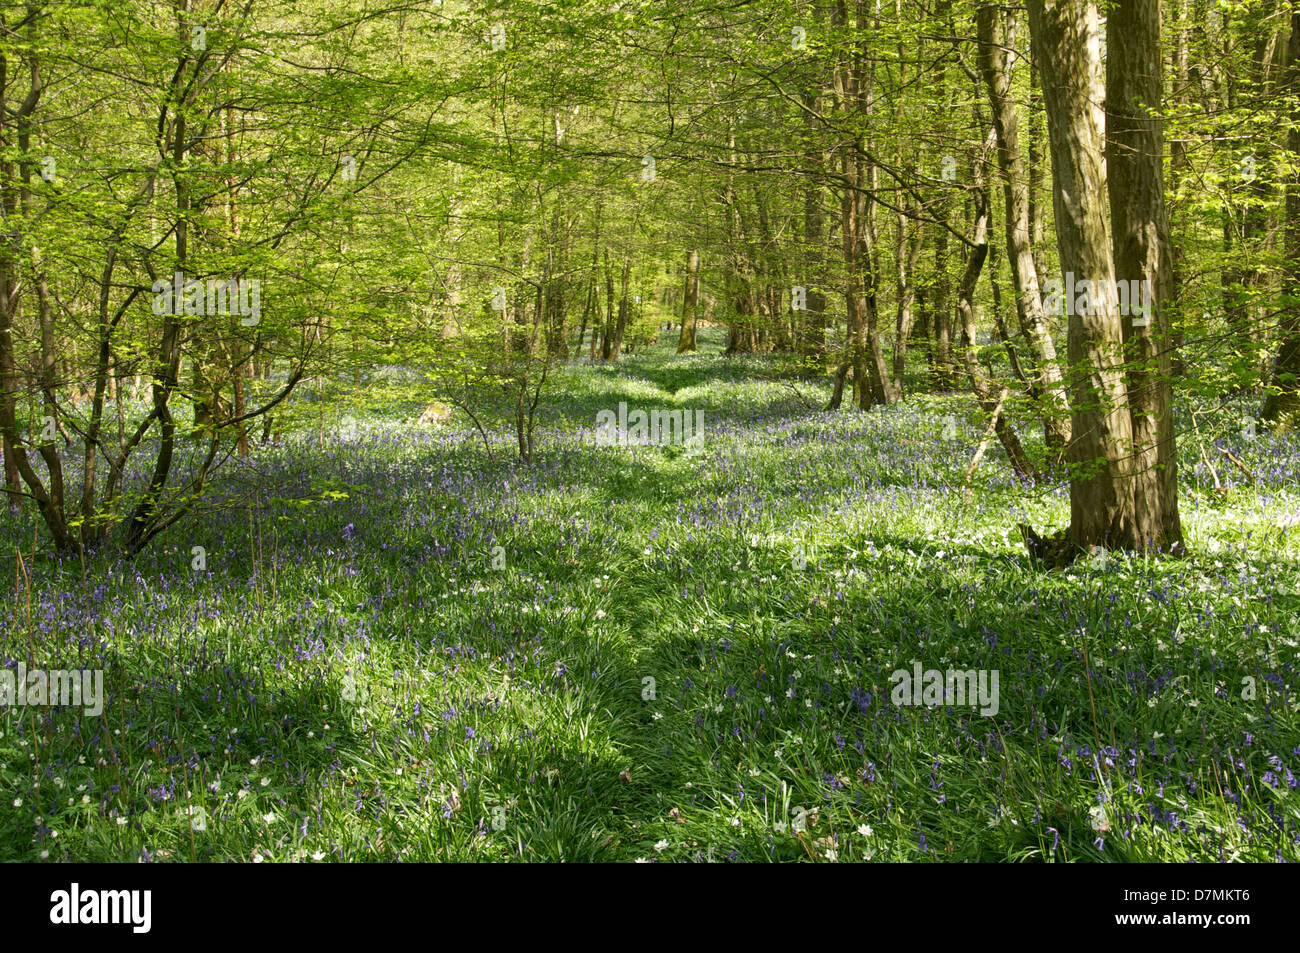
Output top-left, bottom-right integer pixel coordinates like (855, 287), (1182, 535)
(2, 331), (1298, 861)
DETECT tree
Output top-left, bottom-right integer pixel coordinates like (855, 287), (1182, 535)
(678, 249), (699, 353)
(976, 1), (1071, 458)
(1263, 1), (1300, 425)
(1106, 0), (1185, 550)
(1028, 0), (1182, 551)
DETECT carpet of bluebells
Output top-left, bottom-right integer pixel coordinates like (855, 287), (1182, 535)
(2, 328), (1299, 862)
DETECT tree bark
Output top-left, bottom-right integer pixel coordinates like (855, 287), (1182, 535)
(801, 86), (828, 372)
(609, 259), (630, 360)
(833, 0), (894, 407)
(977, 1), (1071, 458)
(600, 248), (615, 360)
(1263, 1), (1300, 424)
(678, 249), (699, 352)
(1029, 0), (1140, 549)
(1106, 0), (1184, 550)
(958, 127), (1038, 481)
(930, 205), (956, 388)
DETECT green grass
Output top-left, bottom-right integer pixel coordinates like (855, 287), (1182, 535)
(2, 326), (1298, 862)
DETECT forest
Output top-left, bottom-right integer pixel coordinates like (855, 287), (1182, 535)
(0, 0), (1298, 863)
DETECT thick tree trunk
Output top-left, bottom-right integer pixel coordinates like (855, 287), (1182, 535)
(1029, 0), (1140, 549)
(1106, 0), (1184, 551)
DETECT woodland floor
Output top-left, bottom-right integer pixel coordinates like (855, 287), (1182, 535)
(2, 327), (1299, 861)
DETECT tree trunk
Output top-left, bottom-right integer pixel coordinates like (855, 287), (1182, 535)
(678, 249), (699, 352)
(958, 126), (1038, 481)
(600, 249), (615, 360)
(977, 0), (1071, 458)
(1029, 0), (1140, 549)
(2, 433), (19, 514)
(930, 210), (955, 389)
(890, 199), (922, 396)
(1106, 0), (1184, 551)
(609, 259), (630, 360)
(1167, 0), (1191, 378)
(832, 0), (895, 408)
(801, 88), (828, 372)
(1263, 1), (1300, 424)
